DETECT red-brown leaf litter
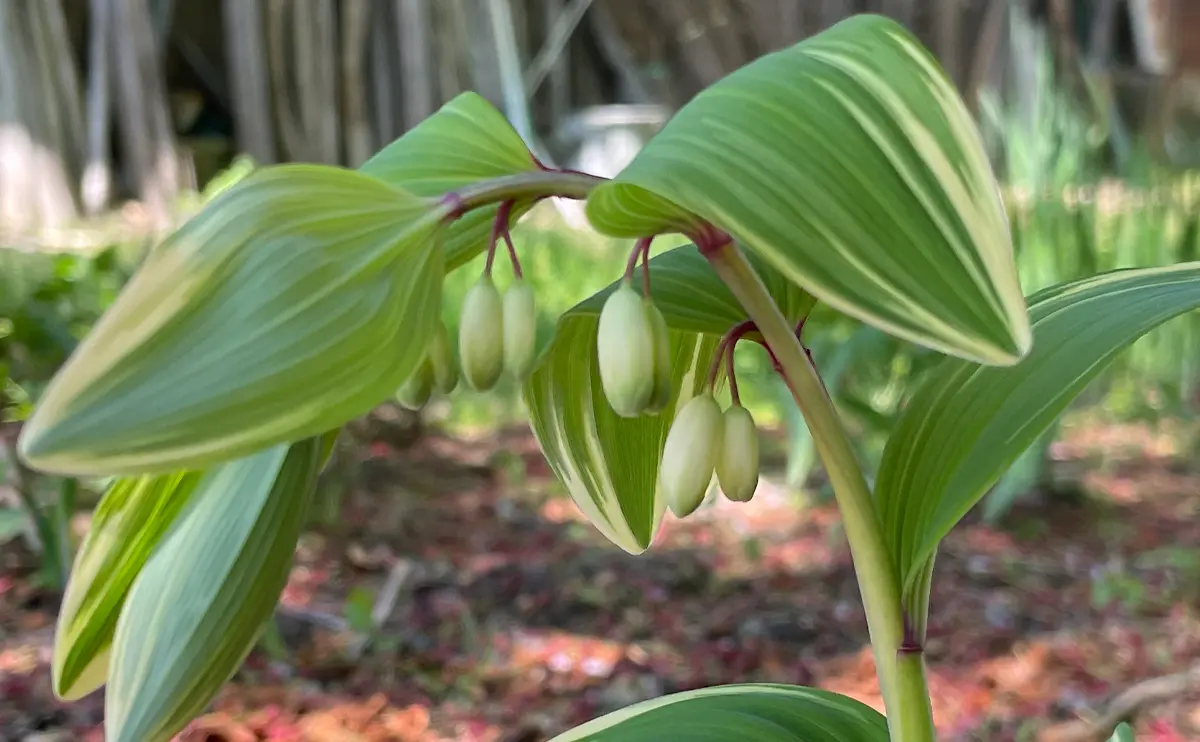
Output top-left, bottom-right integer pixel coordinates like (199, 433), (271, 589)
(2, 418), (1198, 741)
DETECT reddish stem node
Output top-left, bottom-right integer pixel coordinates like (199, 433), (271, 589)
(439, 192), (466, 221)
(897, 641), (924, 657)
(692, 224), (734, 256)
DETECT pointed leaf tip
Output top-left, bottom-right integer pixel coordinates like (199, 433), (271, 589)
(19, 164), (444, 477)
(586, 13), (1031, 366)
(104, 437), (322, 742)
(360, 91), (540, 271)
(876, 263), (1200, 606)
(52, 472), (202, 700)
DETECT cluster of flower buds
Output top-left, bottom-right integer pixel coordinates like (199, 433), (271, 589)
(456, 274), (538, 392)
(395, 320), (459, 410)
(397, 201), (537, 408)
(659, 392), (760, 517)
(595, 236), (761, 517)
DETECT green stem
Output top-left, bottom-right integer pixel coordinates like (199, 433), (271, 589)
(896, 652), (937, 742)
(55, 477), (78, 587)
(706, 242), (935, 742)
(4, 434), (62, 585)
(450, 170), (605, 213)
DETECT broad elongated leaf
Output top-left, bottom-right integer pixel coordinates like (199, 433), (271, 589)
(586, 14), (1031, 366)
(105, 436), (323, 742)
(359, 91), (539, 271)
(19, 165), (444, 476)
(1109, 722), (1135, 742)
(524, 246), (812, 553)
(50, 429), (340, 702)
(876, 263), (1200, 600)
(550, 684), (888, 741)
(52, 472), (203, 700)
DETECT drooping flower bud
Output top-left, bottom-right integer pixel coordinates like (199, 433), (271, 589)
(395, 357), (434, 410)
(428, 321), (458, 395)
(716, 404), (760, 502)
(642, 298), (673, 415)
(459, 276), (505, 391)
(597, 282), (657, 417)
(503, 280), (538, 382)
(659, 392), (724, 517)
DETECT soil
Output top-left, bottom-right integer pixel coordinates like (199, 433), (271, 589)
(1, 418), (1198, 742)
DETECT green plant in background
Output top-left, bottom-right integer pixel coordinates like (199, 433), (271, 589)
(0, 155), (259, 588)
(0, 246), (135, 588)
(15, 13), (1199, 741)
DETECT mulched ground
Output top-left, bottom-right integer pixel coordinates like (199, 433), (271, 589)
(1, 416), (1198, 742)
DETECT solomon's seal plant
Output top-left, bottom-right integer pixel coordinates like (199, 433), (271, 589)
(18, 15), (1198, 742)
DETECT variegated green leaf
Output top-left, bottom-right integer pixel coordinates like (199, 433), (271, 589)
(53, 427), (340, 702)
(1108, 722), (1135, 742)
(105, 436), (323, 742)
(524, 246), (812, 553)
(585, 14), (1031, 367)
(551, 683), (888, 741)
(52, 472), (203, 700)
(19, 165), (444, 477)
(875, 263), (1200, 611)
(359, 91), (539, 272)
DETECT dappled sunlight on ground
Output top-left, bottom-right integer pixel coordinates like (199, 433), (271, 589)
(1, 416), (1199, 740)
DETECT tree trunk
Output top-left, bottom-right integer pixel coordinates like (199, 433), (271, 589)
(397, 0), (434, 130)
(935, 0), (964, 88)
(371, 1), (399, 148)
(223, 0), (276, 164)
(341, 0), (371, 165)
(266, 0), (304, 160)
(457, 0), (503, 105)
(83, 0), (113, 214)
(26, 0), (83, 228)
(112, 0), (179, 229)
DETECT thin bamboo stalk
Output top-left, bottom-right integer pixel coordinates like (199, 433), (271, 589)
(525, 0), (590, 97)
(112, 0), (179, 228)
(652, 0), (726, 88)
(371, 2), (398, 148)
(312, 0), (340, 163)
(342, 0), (372, 165)
(935, 0), (963, 87)
(457, 0), (502, 103)
(397, 0), (434, 130)
(486, 0), (536, 153)
(540, 0), (572, 124)
(223, 0), (276, 164)
(588, 0), (655, 103)
(432, 0), (464, 105)
(41, 0), (86, 172)
(82, 0), (113, 214)
(266, 0), (304, 161)
(25, 1), (81, 227)
(0, 1), (36, 233)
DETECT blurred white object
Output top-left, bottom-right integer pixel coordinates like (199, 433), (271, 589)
(553, 104), (670, 230)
